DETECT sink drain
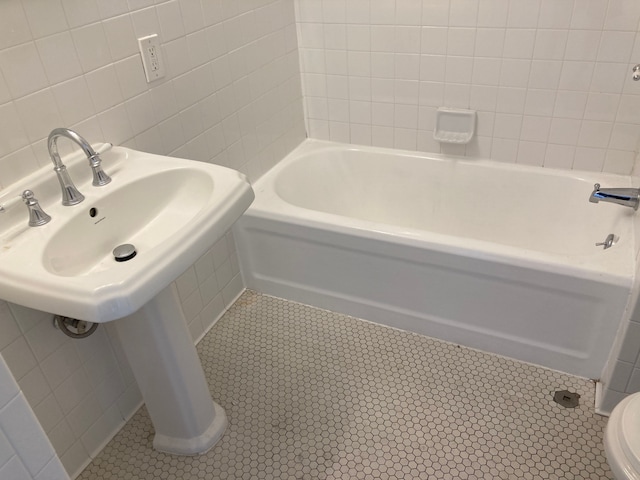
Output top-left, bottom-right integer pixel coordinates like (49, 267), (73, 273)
(113, 243), (137, 262)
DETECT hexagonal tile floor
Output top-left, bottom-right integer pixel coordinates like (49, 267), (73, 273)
(78, 291), (613, 479)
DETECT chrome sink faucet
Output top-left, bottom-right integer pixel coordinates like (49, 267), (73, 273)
(589, 183), (640, 210)
(48, 128), (112, 206)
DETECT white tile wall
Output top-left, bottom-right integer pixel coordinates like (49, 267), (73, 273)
(0, 355), (69, 480)
(0, 0), (304, 477)
(296, 0), (640, 174)
(0, 0), (305, 190)
(598, 147), (640, 414)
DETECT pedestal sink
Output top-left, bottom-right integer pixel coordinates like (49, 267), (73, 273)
(0, 144), (254, 454)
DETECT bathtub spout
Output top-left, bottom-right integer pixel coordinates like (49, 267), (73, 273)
(589, 183), (640, 210)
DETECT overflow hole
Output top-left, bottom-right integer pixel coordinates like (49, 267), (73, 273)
(89, 207), (98, 217)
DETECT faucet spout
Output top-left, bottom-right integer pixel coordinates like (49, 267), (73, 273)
(589, 183), (640, 210)
(48, 128), (112, 206)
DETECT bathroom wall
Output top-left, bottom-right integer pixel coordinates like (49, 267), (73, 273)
(0, 355), (68, 479)
(0, 0), (305, 477)
(597, 147), (640, 414)
(0, 0), (304, 188)
(295, 0), (640, 174)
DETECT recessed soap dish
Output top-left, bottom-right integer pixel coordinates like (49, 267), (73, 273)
(434, 108), (476, 145)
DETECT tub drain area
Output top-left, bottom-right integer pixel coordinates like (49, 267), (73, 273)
(553, 390), (581, 408)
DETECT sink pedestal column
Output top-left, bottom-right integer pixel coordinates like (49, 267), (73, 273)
(114, 284), (227, 455)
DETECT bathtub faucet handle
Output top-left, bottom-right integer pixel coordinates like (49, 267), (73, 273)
(595, 233), (617, 250)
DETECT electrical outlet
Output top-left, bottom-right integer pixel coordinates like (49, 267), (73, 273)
(138, 34), (165, 83)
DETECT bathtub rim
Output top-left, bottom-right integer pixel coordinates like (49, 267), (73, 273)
(247, 139), (635, 289)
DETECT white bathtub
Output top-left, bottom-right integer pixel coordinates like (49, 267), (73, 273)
(234, 140), (636, 378)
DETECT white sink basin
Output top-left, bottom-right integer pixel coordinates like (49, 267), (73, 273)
(0, 145), (254, 322)
(0, 143), (254, 455)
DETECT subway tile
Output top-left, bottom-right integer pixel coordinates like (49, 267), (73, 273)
(18, 366), (50, 407)
(0, 304), (22, 352)
(0, 456), (31, 480)
(23, 0), (69, 38)
(24, 318), (68, 363)
(51, 76), (96, 126)
(0, 359), (19, 408)
(476, 0), (508, 28)
(523, 89), (555, 117)
(0, 428), (13, 469)
(500, 59), (530, 88)
(96, 0), (127, 20)
(0, 0), (32, 49)
(610, 361), (635, 392)
(14, 89), (64, 143)
(544, 144), (575, 170)
(474, 28), (504, 58)
(598, 31), (635, 63)
(0, 394), (55, 476)
(221, 273), (243, 307)
(53, 368), (92, 416)
(491, 137), (518, 162)
(565, 30), (601, 62)
(0, 72), (10, 105)
(571, 0), (608, 30)
(533, 30), (568, 61)
(584, 93), (620, 122)
(610, 123), (640, 151)
(130, 5), (160, 37)
(520, 116), (551, 143)
(573, 146), (606, 171)
(517, 140), (546, 167)
(102, 14), (138, 62)
(1, 337), (37, 381)
(59, 440), (89, 479)
(32, 394), (64, 434)
(472, 57), (501, 86)
(528, 60), (562, 90)
(71, 22), (112, 72)
(558, 61), (595, 92)
(620, 321), (640, 364)
(48, 419), (75, 456)
(548, 118), (581, 146)
(79, 404), (122, 456)
(604, 150), (636, 175)
(0, 43), (49, 99)
(35, 32), (83, 85)
(578, 120), (613, 149)
(421, 0), (450, 27)
(449, 0), (478, 27)
(0, 147), (41, 187)
(627, 368), (640, 393)
(502, 30), (535, 59)
(554, 90), (588, 119)
(34, 457), (69, 480)
(590, 62), (627, 94)
(61, 0), (101, 29)
(604, 0), (640, 31)
(469, 84), (498, 111)
(538, 0), (573, 29)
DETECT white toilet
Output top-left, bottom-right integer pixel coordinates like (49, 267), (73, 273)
(605, 393), (640, 479)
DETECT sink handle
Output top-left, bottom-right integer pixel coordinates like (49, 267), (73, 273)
(21, 190), (51, 227)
